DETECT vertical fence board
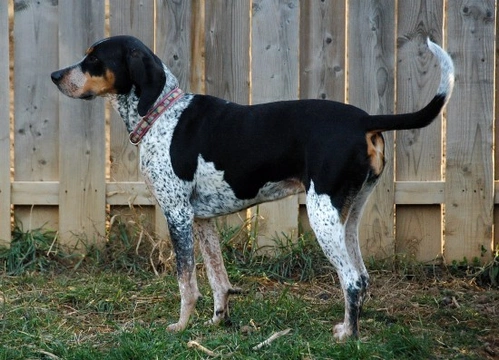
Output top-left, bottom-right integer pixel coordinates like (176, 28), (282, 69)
(154, 0), (194, 237)
(205, 0), (250, 229)
(298, 0), (346, 234)
(0, 1), (10, 245)
(108, 0), (156, 238)
(156, 0), (193, 91)
(13, 0), (59, 232)
(445, 0), (495, 262)
(348, 0), (396, 259)
(205, 1), (249, 103)
(299, 0), (346, 102)
(58, 0), (106, 248)
(109, 0), (154, 182)
(251, 0), (300, 248)
(395, 0), (443, 261)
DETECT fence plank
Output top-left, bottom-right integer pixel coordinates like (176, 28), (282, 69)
(348, 0), (396, 259)
(445, 0), (495, 261)
(108, 0), (156, 240)
(395, 0), (444, 261)
(58, 0), (106, 248)
(154, 0), (196, 238)
(251, 0), (300, 248)
(13, 0), (59, 232)
(299, 0), (346, 102)
(205, 0), (250, 229)
(156, 0), (193, 92)
(0, 1), (10, 245)
(394, 181), (444, 204)
(205, 1), (249, 103)
(298, 0), (346, 234)
(109, 0), (154, 182)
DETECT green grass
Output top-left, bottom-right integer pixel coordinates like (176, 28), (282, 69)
(1, 223), (498, 359)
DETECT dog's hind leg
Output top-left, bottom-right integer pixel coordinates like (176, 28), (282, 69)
(194, 218), (241, 326)
(306, 181), (365, 341)
(344, 182), (376, 307)
(165, 207), (202, 332)
(335, 182), (376, 338)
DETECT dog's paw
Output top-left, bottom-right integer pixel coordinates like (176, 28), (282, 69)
(228, 287), (243, 295)
(167, 322), (186, 332)
(204, 310), (231, 327)
(204, 317), (221, 327)
(333, 323), (352, 342)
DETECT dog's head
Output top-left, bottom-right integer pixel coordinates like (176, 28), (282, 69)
(51, 35), (166, 116)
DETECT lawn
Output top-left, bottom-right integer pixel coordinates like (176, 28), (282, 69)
(0, 224), (498, 359)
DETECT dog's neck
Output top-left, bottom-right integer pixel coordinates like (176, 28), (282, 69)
(107, 64), (181, 134)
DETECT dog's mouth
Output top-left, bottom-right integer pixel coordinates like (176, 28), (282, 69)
(79, 92), (96, 100)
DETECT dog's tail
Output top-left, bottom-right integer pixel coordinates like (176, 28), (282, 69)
(363, 38), (454, 132)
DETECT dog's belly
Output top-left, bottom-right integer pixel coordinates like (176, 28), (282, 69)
(191, 157), (304, 218)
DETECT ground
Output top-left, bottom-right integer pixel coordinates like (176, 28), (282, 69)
(1, 259), (497, 359)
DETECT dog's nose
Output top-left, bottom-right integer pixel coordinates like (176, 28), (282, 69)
(51, 70), (64, 84)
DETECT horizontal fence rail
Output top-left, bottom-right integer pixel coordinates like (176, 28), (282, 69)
(0, 0), (497, 263)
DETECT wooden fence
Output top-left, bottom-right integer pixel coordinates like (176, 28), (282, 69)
(0, 0), (497, 263)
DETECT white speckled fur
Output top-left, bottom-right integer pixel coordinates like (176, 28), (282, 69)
(307, 182), (359, 339)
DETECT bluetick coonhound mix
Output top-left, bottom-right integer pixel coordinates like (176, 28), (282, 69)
(51, 35), (454, 340)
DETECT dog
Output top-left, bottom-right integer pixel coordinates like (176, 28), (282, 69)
(51, 35), (454, 340)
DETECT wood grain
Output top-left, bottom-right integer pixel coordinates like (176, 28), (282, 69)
(156, 0), (193, 91)
(251, 0), (300, 249)
(445, 0), (495, 261)
(13, 0), (59, 232)
(109, 0), (154, 182)
(300, 0), (346, 102)
(205, 0), (250, 229)
(298, 0), (346, 238)
(348, 0), (396, 259)
(154, 0), (195, 237)
(108, 0), (156, 241)
(58, 0), (106, 248)
(395, 0), (443, 261)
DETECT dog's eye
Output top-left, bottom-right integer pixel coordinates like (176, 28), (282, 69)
(87, 55), (99, 63)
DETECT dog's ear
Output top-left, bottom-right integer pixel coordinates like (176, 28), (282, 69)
(127, 47), (166, 116)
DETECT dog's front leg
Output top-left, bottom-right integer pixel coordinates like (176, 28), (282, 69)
(194, 218), (241, 326)
(164, 208), (202, 332)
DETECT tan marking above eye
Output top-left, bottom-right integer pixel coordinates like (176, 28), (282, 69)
(85, 47), (94, 55)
